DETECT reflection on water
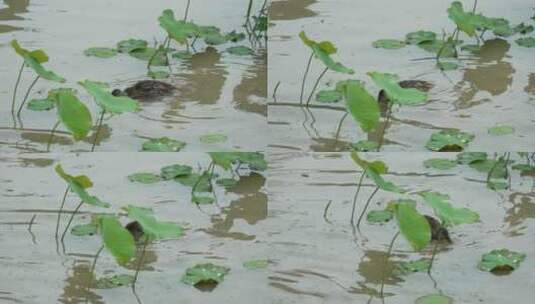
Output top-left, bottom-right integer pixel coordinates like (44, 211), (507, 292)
(59, 260), (103, 304)
(176, 47), (227, 104)
(0, 0), (29, 34)
(202, 172), (267, 240)
(505, 192), (535, 236)
(233, 49), (267, 116)
(454, 39), (514, 109)
(525, 73), (535, 95)
(268, 0), (317, 21)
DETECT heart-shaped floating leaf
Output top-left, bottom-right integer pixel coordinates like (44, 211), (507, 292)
(351, 140), (379, 152)
(419, 191), (479, 226)
(368, 72), (427, 105)
(456, 152), (487, 164)
(478, 248), (526, 273)
(117, 39), (148, 53)
(79, 80), (139, 114)
(367, 210), (393, 223)
(423, 158), (457, 170)
(405, 31), (437, 45)
(127, 172), (162, 184)
(417, 39), (457, 58)
(141, 137), (186, 152)
(124, 205), (184, 240)
(175, 173), (212, 192)
(393, 200), (431, 251)
(129, 47), (168, 66)
(425, 129), (474, 151)
(181, 263), (230, 289)
(160, 164), (193, 180)
(84, 47), (117, 58)
(99, 216), (135, 265)
(415, 294), (453, 304)
(342, 80), (380, 132)
(513, 23), (534, 35)
(27, 98), (55, 111)
(372, 39), (406, 49)
(448, 1), (478, 36)
(158, 9), (199, 44)
(51, 89), (93, 141)
(299, 31), (353, 74)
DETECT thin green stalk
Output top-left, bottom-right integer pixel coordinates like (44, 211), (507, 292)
(428, 242), (439, 275)
(55, 185), (70, 240)
(244, 0), (253, 25)
(184, 0), (191, 21)
(60, 200), (84, 243)
(91, 110), (105, 152)
(377, 103), (393, 151)
(85, 245), (104, 304)
(356, 186), (379, 230)
(11, 62), (25, 121)
(16, 75), (40, 117)
(147, 36), (169, 71)
(333, 112), (348, 150)
(299, 52), (314, 104)
(46, 121), (60, 152)
(132, 235), (149, 290)
(306, 67), (328, 106)
(380, 232), (399, 302)
(350, 170), (367, 225)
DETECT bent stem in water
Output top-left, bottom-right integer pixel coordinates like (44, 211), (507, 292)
(380, 231), (399, 302)
(17, 75), (40, 117)
(356, 186), (380, 230)
(350, 170), (367, 226)
(299, 52), (313, 104)
(47, 121), (60, 152)
(55, 185), (70, 240)
(428, 242), (439, 275)
(85, 245), (104, 304)
(91, 110), (106, 152)
(377, 103), (393, 151)
(60, 200), (84, 244)
(306, 67), (329, 106)
(132, 235), (149, 291)
(184, 0), (191, 21)
(11, 62), (25, 122)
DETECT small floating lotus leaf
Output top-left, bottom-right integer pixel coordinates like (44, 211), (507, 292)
(55, 165), (110, 208)
(415, 294), (453, 304)
(425, 129), (474, 151)
(468, 159), (498, 172)
(95, 274), (134, 289)
(27, 98), (55, 111)
(351, 140), (379, 152)
(141, 137), (186, 152)
(394, 258), (430, 275)
(372, 39), (406, 49)
(456, 152), (487, 164)
(513, 23), (534, 35)
(129, 47), (168, 66)
(486, 158), (508, 190)
(51, 89), (93, 141)
(175, 173), (212, 192)
(216, 178), (238, 189)
(366, 210), (393, 223)
(124, 205), (184, 239)
(405, 31), (436, 45)
(478, 249), (526, 273)
(368, 72), (427, 105)
(192, 195), (215, 205)
(417, 39), (457, 58)
(160, 164), (193, 180)
(209, 152), (238, 170)
(79, 80), (139, 114)
(11, 39), (49, 63)
(71, 223), (98, 236)
(226, 46), (254, 56)
(159, 9), (199, 44)
(437, 61), (459, 71)
(488, 125), (515, 136)
(423, 158), (457, 170)
(299, 31), (354, 74)
(127, 172), (162, 184)
(204, 32), (227, 45)
(243, 259), (268, 269)
(117, 39), (148, 53)
(315, 89), (343, 103)
(99, 215), (135, 265)
(147, 70), (170, 79)
(84, 47), (117, 58)
(225, 31), (246, 42)
(461, 44), (480, 53)
(209, 152), (267, 171)
(342, 80), (380, 132)
(394, 200), (431, 251)
(199, 133), (228, 144)
(181, 263), (230, 289)
(420, 191), (479, 226)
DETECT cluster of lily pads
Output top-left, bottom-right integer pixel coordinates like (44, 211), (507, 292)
(54, 152), (267, 296)
(294, 1), (532, 151)
(342, 152), (531, 302)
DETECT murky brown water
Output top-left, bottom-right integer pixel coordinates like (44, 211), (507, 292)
(0, 0), (266, 152)
(268, 0), (535, 152)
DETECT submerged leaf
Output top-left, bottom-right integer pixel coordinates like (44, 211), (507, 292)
(79, 80), (139, 114)
(117, 39), (148, 53)
(372, 39), (406, 49)
(368, 72), (427, 105)
(71, 223), (98, 236)
(199, 133), (228, 144)
(129, 47), (168, 66)
(351, 140), (379, 152)
(394, 258), (431, 275)
(366, 210), (393, 223)
(415, 294), (453, 304)
(27, 98), (55, 111)
(394, 200), (431, 251)
(456, 152), (487, 164)
(142, 137), (186, 152)
(99, 216), (135, 265)
(315, 89), (343, 103)
(127, 172), (162, 184)
(342, 80), (380, 132)
(226, 46), (254, 56)
(405, 31), (437, 45)
(175, 173), (212, 192)
(124, 205), (184, 239)
(95, 274), (134, 289)
(84, 47), (117, 58)
(437, 61), (459, 71)
(423, 158), (457, 170)
(51, 90), (93, 140)
(420, 191), (479, 226)
(243, 260), (268, 269)
(160, 164), (193, 180)
(478, 249), (526, 274)
(516, 37), (535, 47)
(425, 129), (474, 151)
(488, 125), (515, 136)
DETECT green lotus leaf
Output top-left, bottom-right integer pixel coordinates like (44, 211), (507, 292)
(394, 258), (431, 275)
(117, 39), (148, 53)
(142, 137), (186, 152)
(417, 39), (457, 58)
(124, 205), (184, 239)
(95, 274), (134, 289)
(351, 140), (379, 152)
(488, 125), (515, 136)
(420, 191), (479, 226)
(425, 129), (474, 151)
(71, 222), (98, 236)
(175, 173), (212, 192)
(368, 72), (427, 105)
(299, 31), (352, 74)
(423, 158), (457, 170)
(516, 37), (535, 47)
(315, 89), (343, 103)
(394, 201), (431, 251)
(79, 80), (139, 114)
(147, 70), (170, 79)
(192, 195), (215, 205)
(448, 1), (478, 36)
(11, 39), (48, 63)
(243, 259), (268, 270)
(160, 164), (193, 180)
(225, 31), (246, 42)
(366, 210), (393, 223)
(437, 61), (459, 71)
(181, 263), (230, 287)
(23, 55), (66, 83)
(52, 89), (92, 141)
(226, 46), (254, 56)
(27, 97), (55, 111)
(99, 215), (135, 265)
(372, 39), (406, 49)
(478, 248), (526, 273)
(127, 172), (162, 184)
(159, 9), (199, 44)
(216, 178), (238, 189)
(405, 31), (437, 45)
(172, 51), (193, 60)
(351, 152), (388, 174)
(203, 32), (227, 45)
(415, 294), (453, 304)
(84, 47), (117, 58)
(456, 152), (487, 164)
(460, 44), (481, 53)
(513, 23), (534, 35)
(128, 47), (168, 66)
(342, 80), (380, 132)
(199, 133), (228, 144)
(55, 165), (110, 208)
(298, 31), (337, 54)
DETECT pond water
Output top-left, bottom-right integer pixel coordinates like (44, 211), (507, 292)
(268, 0), (535, 152)
(0, 0), (266, 152)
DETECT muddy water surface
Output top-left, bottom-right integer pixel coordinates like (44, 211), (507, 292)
(268, 0), (535, 151)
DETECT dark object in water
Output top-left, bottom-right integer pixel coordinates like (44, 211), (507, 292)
(125, 221), (144, 241)
(424, 215), (452, 243)
(194, 279), (219, 292)
(112, 80), (175, 100)
(377, 80), (433, 114)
